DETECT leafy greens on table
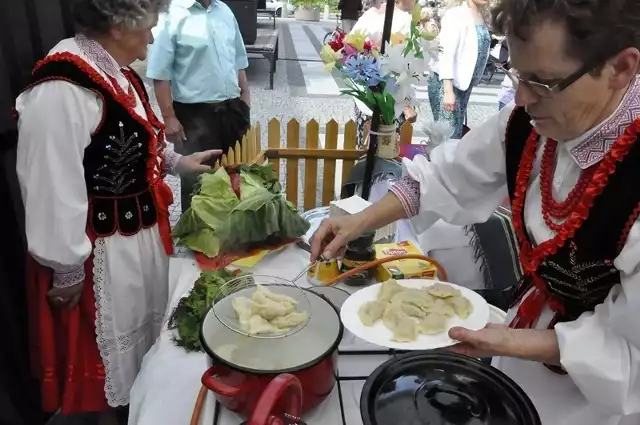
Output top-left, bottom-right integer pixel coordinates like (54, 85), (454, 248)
(172, 164), (310, 257)
(168, 269), (243, 352)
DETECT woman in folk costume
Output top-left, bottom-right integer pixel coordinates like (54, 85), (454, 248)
(15, 0), (220, 422)
(312, 0), (640, 423)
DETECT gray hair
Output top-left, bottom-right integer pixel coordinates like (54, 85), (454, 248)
(72, 0), (170, 35)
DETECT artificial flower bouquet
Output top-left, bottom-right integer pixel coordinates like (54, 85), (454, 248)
(320, 4), (439, 126)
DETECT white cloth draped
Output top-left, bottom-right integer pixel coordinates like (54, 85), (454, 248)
(15, 38), (170, 407)
(402, 103), (640, 424)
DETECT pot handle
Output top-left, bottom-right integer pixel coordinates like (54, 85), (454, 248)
(201, 365), (243, 397)
(247, 373), (303, 425)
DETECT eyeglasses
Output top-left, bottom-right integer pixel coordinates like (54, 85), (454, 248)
(497, 61), (596, 98)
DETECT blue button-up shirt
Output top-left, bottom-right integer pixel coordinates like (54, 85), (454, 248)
(146, 0), (249, 103)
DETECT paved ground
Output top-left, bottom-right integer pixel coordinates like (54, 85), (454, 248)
(131, 18), (504, 220)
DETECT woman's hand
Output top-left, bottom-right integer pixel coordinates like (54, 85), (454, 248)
(443, 89), (456, 112)
(47, 283), (83, 308)
(448, 323), (514, 358)
(175, 150), (223, 174)
(310, 214), (368, 260)
(311, 193), (409, 260)
(448, 324), (561, 365)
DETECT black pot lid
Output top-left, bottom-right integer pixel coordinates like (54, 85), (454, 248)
(360, 352), (541, 425)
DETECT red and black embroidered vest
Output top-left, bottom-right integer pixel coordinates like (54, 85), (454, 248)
(505, 107), (640, 321)
(22, 54), (168, 239)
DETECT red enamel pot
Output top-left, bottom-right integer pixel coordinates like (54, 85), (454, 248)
(198, 276), (344, 424)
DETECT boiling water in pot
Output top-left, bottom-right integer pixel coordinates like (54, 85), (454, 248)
(202, 285), (343, 372)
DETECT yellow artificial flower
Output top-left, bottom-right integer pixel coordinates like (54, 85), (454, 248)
(320, 44), (342, 71)
(411, 4), (422, 24)
(344, 31), (366, 51)
(390, 32), (406, 46)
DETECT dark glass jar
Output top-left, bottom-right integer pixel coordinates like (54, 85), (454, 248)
(340, 231), (376, 286)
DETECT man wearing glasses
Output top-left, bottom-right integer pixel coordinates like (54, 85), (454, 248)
(311, 0), (640, 424)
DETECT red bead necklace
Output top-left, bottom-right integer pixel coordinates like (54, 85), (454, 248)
(539, 138), (595, 231)
(511, 122), (640, 275)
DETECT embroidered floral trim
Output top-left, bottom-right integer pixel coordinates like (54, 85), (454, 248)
(75, 34), (120, 80)
(92, 238), (165, 407)
(92, 238), (126, 407)
(164, 148), (182, 175)
(390, 176), (420, 218)
(53, 266), (85, 288)
(569, 77), (640, 169)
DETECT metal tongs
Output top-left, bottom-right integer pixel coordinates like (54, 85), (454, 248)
(290, 253), (328, 284)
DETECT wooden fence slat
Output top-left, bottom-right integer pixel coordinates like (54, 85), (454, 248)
(342, 120), (358, 192)
(304, 120), (319, 211)
(286, 119), (300, 207)
(322, 119), (339, 206)
(241, 133), (249, 164)
(235, 141), (242, 164)
(268, 119), (280, 174)
(228, 145), (235, 164)
(248, 124), (256, 162)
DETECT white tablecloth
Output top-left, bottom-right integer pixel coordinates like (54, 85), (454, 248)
(128, 177), (482, 425)
(129, 239), (482, 425)
(128, 247), (312, 425)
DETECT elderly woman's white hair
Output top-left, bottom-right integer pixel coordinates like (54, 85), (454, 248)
(71, 0), (170, 35)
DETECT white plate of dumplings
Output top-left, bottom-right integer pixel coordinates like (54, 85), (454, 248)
(340, 279), (490, 350)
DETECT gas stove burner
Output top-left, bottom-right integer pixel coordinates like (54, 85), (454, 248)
(339, 328), (358, 346)
(240, 415), (307, 425)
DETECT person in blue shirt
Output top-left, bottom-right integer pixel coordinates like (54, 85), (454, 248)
(147, 0), (250, 212)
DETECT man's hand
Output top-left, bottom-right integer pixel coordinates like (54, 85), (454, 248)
(175, 149), (223, 174)
(47, 283), (83, 308)
(238, 70), (250, 107)
(240, 93), (251, 107)
(165, 115), (186, 144)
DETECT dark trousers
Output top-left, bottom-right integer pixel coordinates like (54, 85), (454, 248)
(173, 98), (250, 212)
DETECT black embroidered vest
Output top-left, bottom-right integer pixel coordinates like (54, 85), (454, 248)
(25, 55), (164, 238)
(505, 107), (640, 321)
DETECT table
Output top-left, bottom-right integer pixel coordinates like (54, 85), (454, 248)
(128, 219), (484, 425)
(246, 28), (279, 90)
(257, 9), (277, 29)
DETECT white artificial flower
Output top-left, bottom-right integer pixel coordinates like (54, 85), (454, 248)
(420, 38), (440, 71)
(380, 41), (427, 117)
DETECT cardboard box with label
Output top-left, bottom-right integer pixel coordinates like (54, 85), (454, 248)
(375, 241), (438, 281)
